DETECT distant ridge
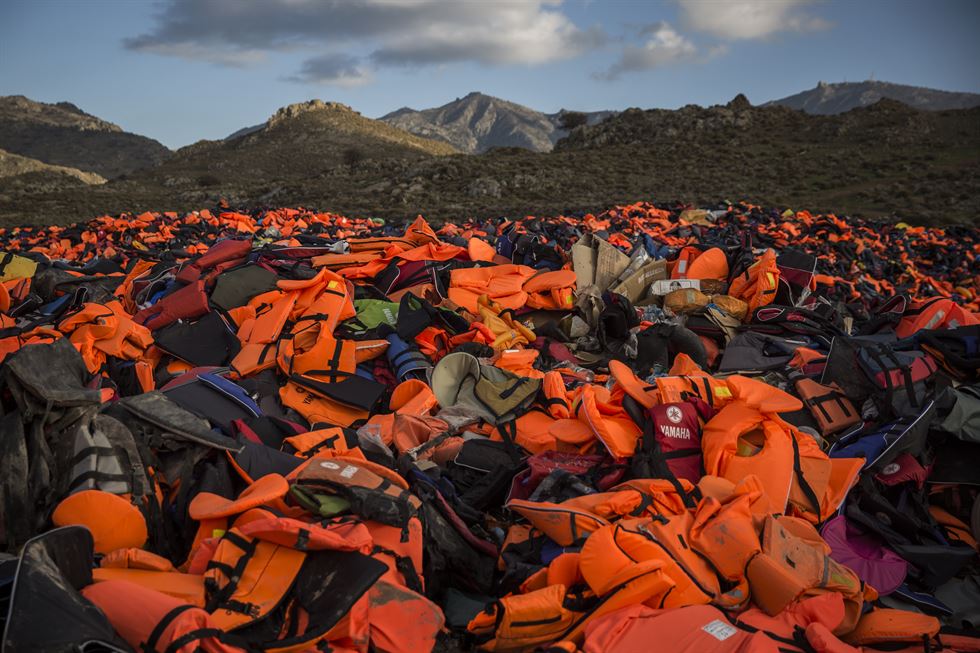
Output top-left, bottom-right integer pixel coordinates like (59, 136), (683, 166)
(380, 92), (614, 153)
(0, 95), (171, 178)
(767, 80), (980, 115)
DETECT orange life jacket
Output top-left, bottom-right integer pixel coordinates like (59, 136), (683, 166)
(280, 381), (370, 428)
(82, 580), (241, 653)
(895, 297), (979, 337)
(686, 247), (729, 281)
(670, 246), (701, 280)
(543, 370), (572, 419)
(746, 515), (872, 635)
(524, 270), (577, 311)
(793, 376), (861, 437)
(91, 567), (207, 607)
(844, 608), (940, 647)
(582, 603), (811, 653)
(701, 376), (862, 520)
(449, 264), (536, 314)
(469, 560), (674, 652)
(574, 384), (640, 459)
(230, 290), (295, 377)
(366, 580), (445, 653)
(283, 427), (352, 458)
(729, 249), (780, 317)
(491, 409), (559, 454)
(203, 528), (307, 631)
(579, 518), (746, 611)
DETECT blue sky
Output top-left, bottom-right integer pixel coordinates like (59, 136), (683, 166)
(2, 0), (977, 149)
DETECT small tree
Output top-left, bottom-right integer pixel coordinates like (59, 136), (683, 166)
(342, 146), (364, 171)
(558, 111), (588, 131)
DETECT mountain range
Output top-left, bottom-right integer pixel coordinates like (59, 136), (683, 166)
(380, 92), (614, 153)
(0, 81), (977, 225)
(0, 95), (171, 179)
(767, 80), (980, 115)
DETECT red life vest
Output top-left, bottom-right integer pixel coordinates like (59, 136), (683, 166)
(648, 402), (704, 484)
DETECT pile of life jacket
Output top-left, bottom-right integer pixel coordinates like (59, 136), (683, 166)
(0, 200), (978, 653)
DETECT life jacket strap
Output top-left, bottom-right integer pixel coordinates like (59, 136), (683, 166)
(140, 604), (195, 653)
(67, 470), (132, 493)
(790, 434), (822, 520)
(372, 544), (424, 593)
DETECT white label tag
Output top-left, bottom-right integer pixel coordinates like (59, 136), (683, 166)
(701, 620), (736, 641)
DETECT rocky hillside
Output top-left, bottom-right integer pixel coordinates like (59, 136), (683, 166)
(0, 148), (106, 205)
(556, 94), (974, 151)
(0, 95), (171, 179)
(381, 92), (613, 153)
(2, 96), (977, 226)
(132, 100), (457, 193)
(767, 81), (980, 115)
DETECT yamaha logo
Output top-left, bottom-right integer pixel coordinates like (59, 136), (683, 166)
(666, 406), (683, 424)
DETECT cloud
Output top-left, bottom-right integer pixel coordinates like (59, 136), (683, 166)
(284, 53), (372, 86)
(678, 0), (831, 40)
(597, 22), (711, 80)
(125, 0), (603, 85)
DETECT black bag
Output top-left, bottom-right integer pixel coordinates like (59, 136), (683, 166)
(1, 527), (129, 652)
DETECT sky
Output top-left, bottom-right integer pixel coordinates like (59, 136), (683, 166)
(2, 0), (978, 149)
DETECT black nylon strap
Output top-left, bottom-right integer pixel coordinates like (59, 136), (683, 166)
(70, 445), (127, 466)
(621, 395), (697, 510)
(204, 532), (258, 613)
(790, 434), (822, 519)
(372, 544), (424, 593)
(67, 470), (131, 491)
(496, 419), (525, 463)
(499, 377), (527, 399)
(141, 604), (195, 652)
(163, 628), (226, 653)
(805, 393), (836, 423)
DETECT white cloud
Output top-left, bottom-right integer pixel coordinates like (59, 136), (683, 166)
(678, 0), (831, 40)
(125, 0), (604, 86)
(597, 22), (709, 80)
(285, 53), (373, 87)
